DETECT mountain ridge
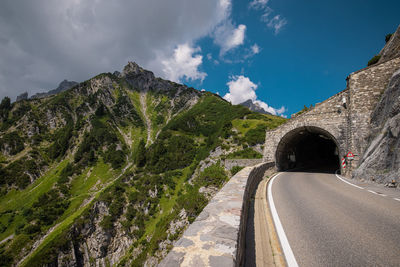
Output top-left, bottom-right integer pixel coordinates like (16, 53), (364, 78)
(0, 61), (286, 266)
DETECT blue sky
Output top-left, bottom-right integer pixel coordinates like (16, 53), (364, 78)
(183, 0), (400, 116)
(0, 0), (399, 116)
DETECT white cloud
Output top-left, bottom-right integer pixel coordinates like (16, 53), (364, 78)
(254, 100), (286, 115)
(249, 0), (287, 34)
(267, 15), (287, 34)
(260, 7), (274, 23)
(214, 22), (246, 55)
(249, 0), (269, 9)
(0, 0), (233, 100)
(161, 43), (206, 82)
(206, 53), (220, 65)
(224, 75), (257, 104)
(223, 75), (285, 116)
(251, 44), (260, 55)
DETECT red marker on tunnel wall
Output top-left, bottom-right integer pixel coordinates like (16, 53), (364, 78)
(342, 158), (346, 169)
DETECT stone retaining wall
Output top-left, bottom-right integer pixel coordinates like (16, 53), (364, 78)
(158, 162), (274, 267)
(224, 159), (264, 170)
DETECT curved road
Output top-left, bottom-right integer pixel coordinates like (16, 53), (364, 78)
(270, 172), (400, 267)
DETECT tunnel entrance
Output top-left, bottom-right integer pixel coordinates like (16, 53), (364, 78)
(276, 127), (341, 173)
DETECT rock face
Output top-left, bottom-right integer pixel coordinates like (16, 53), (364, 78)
(239, 99), (271, 115)
(49, 201), (133, 267)
(16, 92), (28, 102)
(31, 79), (78, 99)
(353, 68), (400, 184)
(378, 25), (400, 63)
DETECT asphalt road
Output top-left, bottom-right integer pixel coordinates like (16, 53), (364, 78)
(271, 172), (400, 267)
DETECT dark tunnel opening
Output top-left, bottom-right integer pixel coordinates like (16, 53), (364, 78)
(276, 127), (341, 173)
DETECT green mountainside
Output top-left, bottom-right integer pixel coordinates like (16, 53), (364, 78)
(0, 62), (286, 266)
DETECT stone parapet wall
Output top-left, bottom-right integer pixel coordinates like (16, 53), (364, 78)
(158, 162), (274, 267)
(223, 159), (264, 170)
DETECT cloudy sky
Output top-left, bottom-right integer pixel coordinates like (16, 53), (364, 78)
(0, 0), (399, 116)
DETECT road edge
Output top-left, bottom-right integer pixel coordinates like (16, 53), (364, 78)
(263, 173), (286, 267)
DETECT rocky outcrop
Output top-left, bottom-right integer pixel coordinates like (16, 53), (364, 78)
(50, 201), (134, 267)
(31, 79), (78, 99)
(378, 25), (400, 63)
(16, 92), (28, 102)
(353, 68), (400, 184)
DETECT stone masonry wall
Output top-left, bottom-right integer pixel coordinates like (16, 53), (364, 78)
(348, 57), (400, 170)
(158, 162), (273, 267)
(263, 89), (348, 163)
(223, 159), (263, 170)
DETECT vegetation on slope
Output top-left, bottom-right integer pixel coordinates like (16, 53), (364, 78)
(0, 64), (286, 266)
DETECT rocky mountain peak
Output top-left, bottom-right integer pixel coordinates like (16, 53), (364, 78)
(239, 99), (271, 115)
(122, 61), (154, 77)
(121, 62), (159, 91)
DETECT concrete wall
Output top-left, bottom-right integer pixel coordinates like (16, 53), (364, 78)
(158, 162), (274, 267)
(224, 159), (263, 170)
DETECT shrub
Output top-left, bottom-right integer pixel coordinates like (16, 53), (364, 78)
(0, 132), (25, 155)
(134, 139), (146, 167)
(385, 33), (393, 43)
(231, 166), (245, 176)
(74, 117), (119, 164)
(104, 145), (125, 169)
(22, 224), (41, 235)
(244, 124), (268, 145)
(146, 133), (196, 173)
(0, 222), (5, 233)
(368, 55), (381, 66)
(100, 215), (113, 230)
(26, 189), (70, 227)
(195, 163), (228, 188)
(226, 148), (263, 159)
(48, 119), (73, 160)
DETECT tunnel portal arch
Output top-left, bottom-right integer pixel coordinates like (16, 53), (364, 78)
(275, 126), (342, 173)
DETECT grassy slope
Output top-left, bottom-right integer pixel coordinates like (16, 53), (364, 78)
(0, 160), (69, 240)
(1, 89), (287, 266)
(21, 162), (132, 267)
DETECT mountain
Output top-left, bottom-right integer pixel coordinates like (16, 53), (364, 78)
(240, 99), (272, 115)
(0, 62), (286, 266)
(30, 80), (78, 99)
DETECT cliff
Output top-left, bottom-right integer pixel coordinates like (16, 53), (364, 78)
(354, 67), (400, 184)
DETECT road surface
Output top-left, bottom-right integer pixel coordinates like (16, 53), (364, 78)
(270, 172), (400, 267)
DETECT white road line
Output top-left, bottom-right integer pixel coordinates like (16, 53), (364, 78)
(367, 190), (388, 197)
(268, 173), (299, 267)
(335, 174), (364, 190)
(394, 198), (400, 202)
